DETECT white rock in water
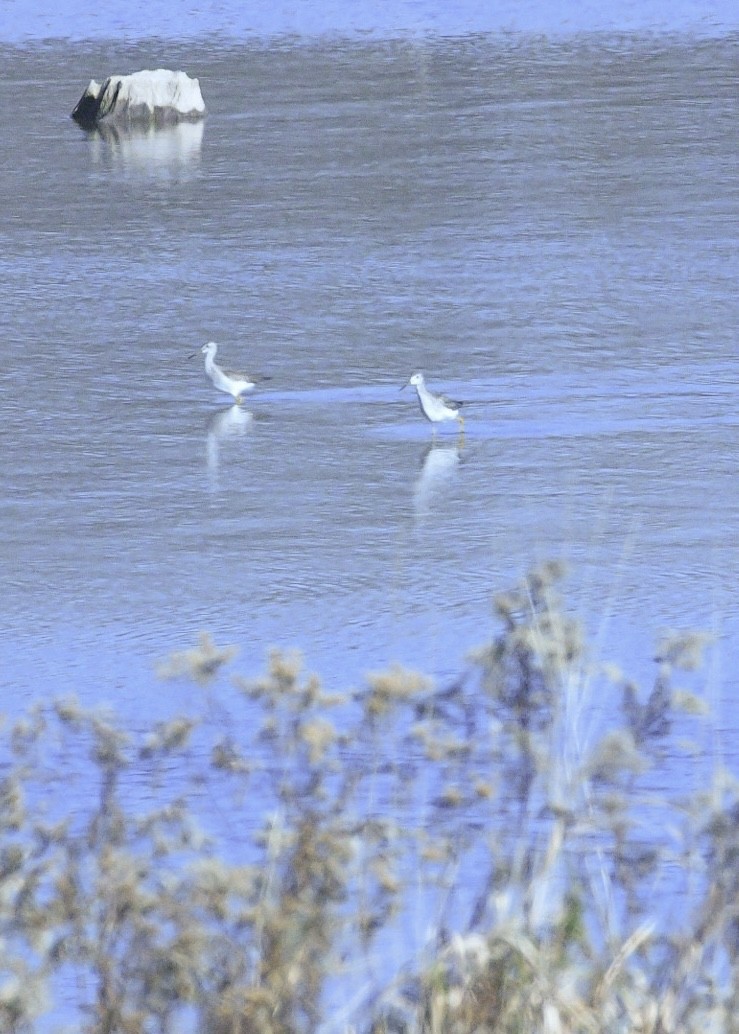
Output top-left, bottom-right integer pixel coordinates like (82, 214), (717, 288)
(72, 68), (206, 127)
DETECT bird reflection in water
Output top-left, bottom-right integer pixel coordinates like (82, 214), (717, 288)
(206, 404), (253, 486)
(413, 441), (463, 519)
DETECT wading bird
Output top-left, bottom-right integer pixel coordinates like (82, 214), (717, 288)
(402, 371), (464, 432)
(192, 342), (255, 403)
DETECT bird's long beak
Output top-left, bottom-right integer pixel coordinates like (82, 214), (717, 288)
(400, 380), (409, 391)
(187, 352), (197, 359)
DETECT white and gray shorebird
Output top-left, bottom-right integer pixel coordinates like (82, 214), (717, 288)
(402, 372), (464, 431)
(192, 341), (256, 403)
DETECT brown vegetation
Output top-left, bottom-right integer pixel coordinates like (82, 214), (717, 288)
(1, 564), (735, 1032)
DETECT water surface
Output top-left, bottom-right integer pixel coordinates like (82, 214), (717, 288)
(0, 34), (736, 747)
(0, 21), (737, 1033)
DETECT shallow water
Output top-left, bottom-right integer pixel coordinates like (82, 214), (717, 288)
(0, 16), (737, 1031)
(2, 35), (736, 738)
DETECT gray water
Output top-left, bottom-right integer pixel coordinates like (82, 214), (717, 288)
(0, 27), (737, 1034)
(1, 35), (737, 749)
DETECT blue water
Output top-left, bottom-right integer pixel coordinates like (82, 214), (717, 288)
(0, 5), (737, 1029)
(0, 8), (735, 726)
(1, 0), (736, 41)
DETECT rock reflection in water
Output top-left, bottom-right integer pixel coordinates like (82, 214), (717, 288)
(87, 120), (204, 178)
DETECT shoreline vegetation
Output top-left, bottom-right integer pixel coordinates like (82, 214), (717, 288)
(1, 563), (735, 1032)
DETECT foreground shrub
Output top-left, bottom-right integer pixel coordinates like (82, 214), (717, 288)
(0, 564), (735, 1033)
